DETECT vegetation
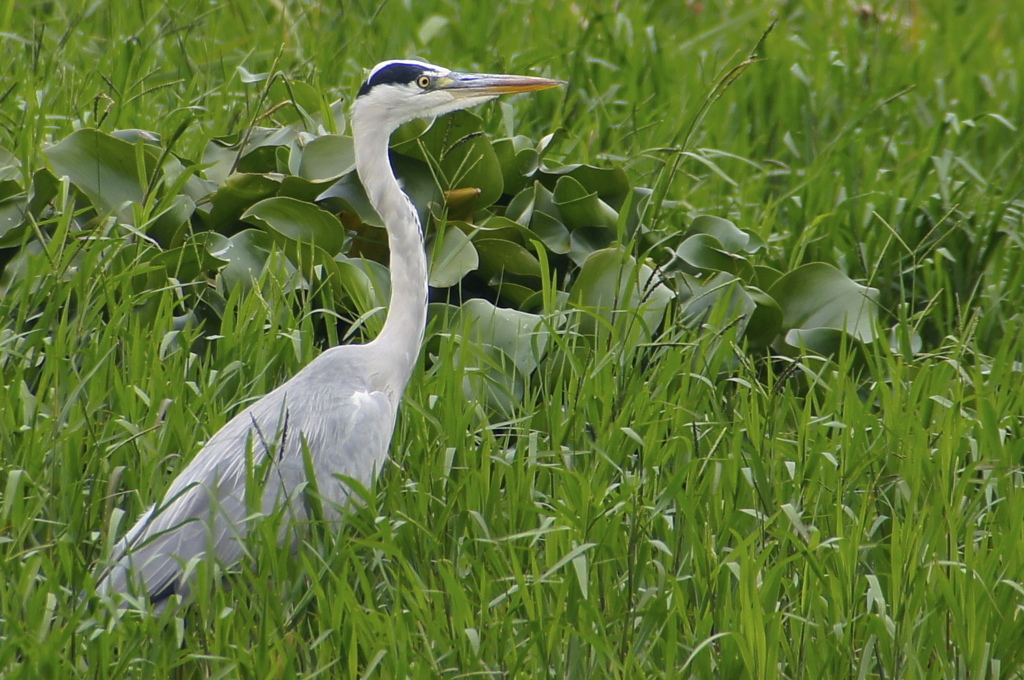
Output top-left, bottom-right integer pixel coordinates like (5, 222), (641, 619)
(1, 0), (1022, 677)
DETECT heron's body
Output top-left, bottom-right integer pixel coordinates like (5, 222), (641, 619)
(97, 59), (561, 606)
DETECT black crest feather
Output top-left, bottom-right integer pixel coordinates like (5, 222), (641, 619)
(358, 62), (429, 97)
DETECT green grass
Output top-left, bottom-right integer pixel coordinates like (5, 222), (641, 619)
(2, 0), (1024, 677)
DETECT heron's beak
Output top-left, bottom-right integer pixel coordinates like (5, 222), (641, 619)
(438, 72), (565, 98)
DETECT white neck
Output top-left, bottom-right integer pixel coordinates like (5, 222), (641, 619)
(352, 108), (428, 398)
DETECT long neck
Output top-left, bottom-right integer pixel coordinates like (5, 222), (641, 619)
(352, 111), (429, 397)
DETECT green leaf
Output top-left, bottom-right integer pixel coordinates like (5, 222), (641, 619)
(493, 136), (541, 196)
(209, 229), (273, 294)
(317, 173), (382, 227)
(673, 233), (755, 281)
(429, 227), (478, 287)
(452, 298), (549, 374)
(688, 215), (750, 253)
(298, 135), (356, 181)
(553, 176), (619, 230)
(744, 286), (784, 349)
(675, 271), (755, 331)
(0, 198), (27, 246)
(44, 129), (159, 222)
(568, 226), (615, 266)
(150, 232), (229, 283)
(769, 263), (879, 342)
(241, 196), (346, 255)
(529, 211), (571, 255)
(203, 173), (282, 232)
(541, 163), (631, 200)
(475, 238), (542, 280)
(569, 246), (674, 337)
(395, 111), (504, 209)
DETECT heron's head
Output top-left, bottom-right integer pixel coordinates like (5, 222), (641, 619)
(352, 59), (563, 131)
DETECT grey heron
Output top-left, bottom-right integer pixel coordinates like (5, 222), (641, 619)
(96, 59), (562, 607)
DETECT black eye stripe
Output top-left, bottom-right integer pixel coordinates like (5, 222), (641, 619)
(358, 63), (431, 97)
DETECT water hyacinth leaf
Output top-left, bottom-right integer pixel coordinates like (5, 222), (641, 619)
(429, 227), (478, 287)
(0, 198), (27, 246)
(203, 173), (282, 232)
(268, 78), (322, 123)
(110, 129), (161, 145)
(529, 211), (571, 254)
(493, 281), (537, 308)
(210, 229), (273, 294)
(397, 110), (504, 208)
(145, 194), (196, 248)
(475, 215), (525, 243)
(753, 264), (783, 290)
(505, 185), (535, 226)
(568, 226), (615, 266)
(0, 146), (21, 181)
(317, 172), (382, 227)
(392, 154), (443, 227)
(783, 328), (872, 370)
(475, 238), (542, 280)
(150, 232), (229, 283)
(204, 127), (298, 183)
(453, 298), (548, 374)
(44, 129), (159, 222)
(298, 135), (356, 181)
(769, 262), (879, 342)
(675, 271), (755, 333)
(278, 175), (332, 204)
(334, 255), (390, 327)
(457, 339), (524, 417)
(554, 176), (619, 230)
(688, 215), (750, 253)
(241, 196), (346, 255)
(744, 286), (784, 349)
(541, 163), (631, 201)
(493, 136), (540, 196)
(674, 233), (755, 281)
(569, 246), (674, 336)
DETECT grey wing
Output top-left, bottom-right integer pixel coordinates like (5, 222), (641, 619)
(97, 369), (396, 605)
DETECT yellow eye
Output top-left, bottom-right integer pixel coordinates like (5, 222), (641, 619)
(417, 75), (431, 89)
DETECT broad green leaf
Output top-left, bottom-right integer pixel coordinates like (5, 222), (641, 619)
(150, 232), (230, 283)
(529, 211), (571, 255)
(0, 146), (21, 181)
(744, 286), (784, 349)
(475, 238), (542, 280)
(209, 229), (273, 294)
(553, 175), (619, 230)
(203, 173), (281, 232)
(452, 298), (548, 374)
(429, 227), (478, 287)
(675, 271), (756, 332)
(241, 196), (346, 255)
(298, 135), (356, 181)
(569, 246), (674, 336)
(505, 185), (535, 226)
(673, 233), (755, 281)
(688, 215), (750, 253)
(541, 163), (631, 200)
(0, 198), (27, 246)
(395, 110), (504, 208)
(769, 262), (879, 342)
(268, 78), (322, 123)
(44, 129), (159, 222)
(493, 136), (541, 196)
(317, 172), (382, 227)
(145, 194), (196, 247)
(568, 226), (615, 266)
